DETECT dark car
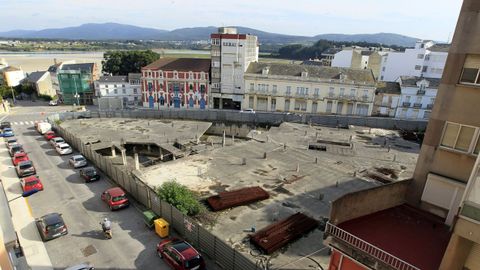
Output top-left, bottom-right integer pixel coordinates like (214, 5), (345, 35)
(101, 187), (129, 211)
(157, 238), (206, 270)
(35, 213), (68, 241)
(0, 121), (11, 130)
(79, 167), (100, 182)
(9, 144), (24, 157)
(16, 160), (36, 177)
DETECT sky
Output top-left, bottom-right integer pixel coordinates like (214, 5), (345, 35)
(0, 0), (463, 41)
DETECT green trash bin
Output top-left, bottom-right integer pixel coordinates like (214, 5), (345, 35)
(142, 210), (159, 229)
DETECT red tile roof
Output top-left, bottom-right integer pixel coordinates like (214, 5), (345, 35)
(142, 58), (211, 72)
(338, 204), (451, 270)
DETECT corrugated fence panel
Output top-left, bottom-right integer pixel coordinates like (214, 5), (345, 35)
(161, 201), (172, 224)
(198, 226), (215, 259)
(182, 216), (199, 247)
(150, 190), (162, 216)
(171, 207), (184, 236)
(233, 251), (258, 270)
(136, 181), (149, 206)
(215, 239), (234, 270)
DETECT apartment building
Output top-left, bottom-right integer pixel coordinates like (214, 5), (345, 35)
(57, 63), (99, 105)
(394, 76), (438, 120)
(95, 73), (142, 105)
(332, 48), (389, 79)
(141, 58), (210, 109)
(25, 71), (55, 97)
(372, 82), (401, 117)
(243, 62), (376, 115)
(380, 41), (449, 82)
(210, 27), (259, 110)
(0, 66), (25, 87)
(323, 1), (480, 269)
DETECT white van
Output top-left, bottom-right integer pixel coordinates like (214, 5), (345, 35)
(37, 122), (52, 134)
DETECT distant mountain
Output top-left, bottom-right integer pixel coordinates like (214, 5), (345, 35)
(313, 33), (418, 47)
(0, 23), (419, 47)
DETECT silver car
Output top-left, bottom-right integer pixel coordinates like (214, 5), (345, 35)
(69, 155), (87, 168)
(50, 137), (65, 147)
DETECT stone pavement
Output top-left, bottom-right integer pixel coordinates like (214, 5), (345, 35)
(0, 142), (53, 270)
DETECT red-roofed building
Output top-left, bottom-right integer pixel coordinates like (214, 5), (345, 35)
(141, 58), (211, 109)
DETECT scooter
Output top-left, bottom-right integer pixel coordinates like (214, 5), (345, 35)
(100, 222), (112, 239)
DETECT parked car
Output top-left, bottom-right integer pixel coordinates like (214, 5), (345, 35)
(69, 155), (87, 168)
(35, 213), (68, 241)
(55, 143), (73, 155)
(1, 127), (14, 137)
(0, 121), (11, 130)
(240, 108), (255, 114)
(20, 175), (43, 193)
(16, 160), (36, 177)
(9, 144), (24, 157)
(5, 137), (17, 147)
(49, 100), (58, 106)
(44, 131), (56, 140)
(64, 263), (95, 270)
(156, 238), (206, 270)
(101, 187), (129, 211)
(12, 152), (29, 166)
(79, 167), (100, 182)
(50, 137), (65, 147)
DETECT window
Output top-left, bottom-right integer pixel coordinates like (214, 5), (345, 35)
(122, 89), (126, 94)
(114, 84), (117, 88)
(122, 84), (125, 87)
(272, 85), (277, 93)
(422, 66), (428, 72)
(382, 67), (386, 71)
(114, 89), (118, 94)
(314, 88), (319, 96)
(286, 86), (291, 95)
(350, 89), (356, 96)
(415, 65), (422, 70)
(271, 99), (276, 111)
(133, 88), (137, 94)
(440, 122), (479, 153)
(460, 55), (480, 85)
(339, 88), (345, 96)
(329, 87), (334, 95)
(417, 54), (424, 59)
(425, 55), (430, 61)
(249, 83), (254, 91)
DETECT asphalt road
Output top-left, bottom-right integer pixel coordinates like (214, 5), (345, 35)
(1, 103), (187, 270)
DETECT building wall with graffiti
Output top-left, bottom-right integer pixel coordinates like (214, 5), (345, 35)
(141, 58), (211, 110)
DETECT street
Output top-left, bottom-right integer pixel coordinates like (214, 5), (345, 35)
(1, 102), (216, 270)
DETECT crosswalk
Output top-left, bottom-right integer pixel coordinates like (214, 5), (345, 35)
(10, 120), (49, 126)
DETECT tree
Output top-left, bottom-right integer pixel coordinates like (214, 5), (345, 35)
(0, 85), (16, 98)
(156, 180), (204, 216)
(102, 50), (160, 75)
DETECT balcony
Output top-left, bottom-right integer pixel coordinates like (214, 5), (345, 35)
(361, 95), (370, 102)
(417, 90), (426, 95)
(402, 102), (411, 107)
(427, 104), (434, 110)
(327, 92), (335, 98)
(326, 204), (451, 270)
(413, 103), (422, 109)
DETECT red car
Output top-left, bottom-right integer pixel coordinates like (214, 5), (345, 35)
(12, 152), (29, 166)
(101, 187), (129, 210)
(157, 238), (206, 270)
(44, 131), (56, 140)
(20, 176), (43, 193)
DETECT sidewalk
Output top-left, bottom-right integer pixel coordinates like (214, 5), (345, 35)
(0, 146), (53, 270)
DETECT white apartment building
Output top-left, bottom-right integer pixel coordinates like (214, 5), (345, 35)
(395, 76), (439, 120)
(380, 40), (449, 81)
(373, 82), (401, 117)
(210, 27), (259, 110)
(331, 47), (389, 79)
(244, 62), (376, 115)
(95, 73), (142, 105)
(0, 66), (25, 87)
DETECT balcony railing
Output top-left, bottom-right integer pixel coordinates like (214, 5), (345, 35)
(325, 222), (420, 270)
(427, 104), (433, 110)
(413, 103), (422, 108)
(417, 90), (426, 95)
(402, 102), (411, 107)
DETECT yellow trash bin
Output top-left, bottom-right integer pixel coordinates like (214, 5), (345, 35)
(154, 218), (169, 238)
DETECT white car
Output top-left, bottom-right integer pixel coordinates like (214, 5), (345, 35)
(241, 108), (256, 114)
(55, 143), (73, 155)
(69, 155), (87, 168)
(50, 137), (65, 147)
(49, 100), (58, 106)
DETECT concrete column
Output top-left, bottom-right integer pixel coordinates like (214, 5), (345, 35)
(111, 146), (116, 157)
(121, 149), (127, 165)
(267, 96), (272, 111)
(134, 152), (140, 170)
(222, 130), (226, 147)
